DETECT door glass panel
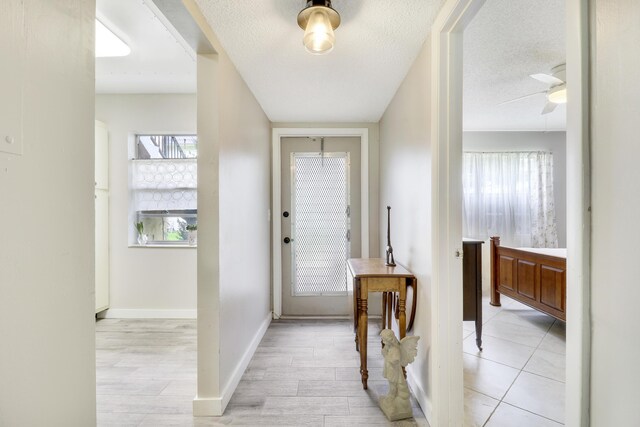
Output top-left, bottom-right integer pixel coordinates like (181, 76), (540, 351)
(291, 152), (350, 296)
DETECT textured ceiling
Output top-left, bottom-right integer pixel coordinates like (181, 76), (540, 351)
(96, 0), (196, 94)
(194, 0), (445, 123)
(463, 0), (566, 130)
(96, 0), (566, 130)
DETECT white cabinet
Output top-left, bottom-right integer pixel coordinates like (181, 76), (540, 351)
(95, 121), (109, 190)
(95, 120), (109, 313)
(95, 189), (109, 312)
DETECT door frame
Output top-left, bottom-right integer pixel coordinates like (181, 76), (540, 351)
(430, 0), (591, 425)
(429, 2), (486, 424)
(272, 128), (370, 319)
(564, 0), (592, 424)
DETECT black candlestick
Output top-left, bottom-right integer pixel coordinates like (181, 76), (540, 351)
(385, 206), (396, 267)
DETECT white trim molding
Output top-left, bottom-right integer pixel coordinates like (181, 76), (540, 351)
(407, 366), (432, 421)
(192, 397), (222, 418)
(565, 0), (591, 425)
(193, 312), (272, 416)
(271, 128), (370, 319)
(101, 309), (197, 319)
(429, 1), (486, 425)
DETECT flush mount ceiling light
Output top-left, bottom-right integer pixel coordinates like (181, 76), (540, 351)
(297, 0), (341, 55)
(95, 19), (131, 58)
(547, 85), (567, 104)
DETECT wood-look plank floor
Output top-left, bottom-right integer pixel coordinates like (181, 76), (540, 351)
(96, 318), (428, 426)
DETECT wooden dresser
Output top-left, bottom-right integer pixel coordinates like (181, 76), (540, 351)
(463, 239), (484, 350)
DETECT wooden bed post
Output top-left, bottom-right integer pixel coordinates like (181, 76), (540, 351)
(490, 236), (501, 307)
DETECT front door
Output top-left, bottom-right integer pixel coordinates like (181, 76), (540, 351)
(281, 137), (361, 316)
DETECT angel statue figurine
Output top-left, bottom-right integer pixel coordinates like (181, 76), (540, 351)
(379, 329), (420, 421)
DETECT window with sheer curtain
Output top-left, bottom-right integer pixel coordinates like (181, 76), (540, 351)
(462, 151), (558, 248)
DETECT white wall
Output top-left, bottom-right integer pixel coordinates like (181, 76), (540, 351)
(463, 131), (567, 290)
(195, 53), (221, 413)
(379, 38), (433, 418)
(217, 53), (272, 393)
(0, 0), (96, 425)
(590, 1), (640, 425)
(185, 2), (272, 415)
(95, 94), (197, 316)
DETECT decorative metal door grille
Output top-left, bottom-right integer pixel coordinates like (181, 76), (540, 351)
(291, 152), (350, 295)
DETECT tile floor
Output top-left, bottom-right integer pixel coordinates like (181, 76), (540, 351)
(463, 295), (566, 426)
(96, 318), (428, 426)
(96, 296), (566, 427)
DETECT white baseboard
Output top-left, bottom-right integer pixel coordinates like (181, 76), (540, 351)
(407, 367), (432, 424)
(279, 315), (350, 320)
(277, 315), (381, 320)
(193, 311), (272, 416)
(193, 396), (222, 417)
(220, 312), (272, 411)
(102, 309), (197, 319)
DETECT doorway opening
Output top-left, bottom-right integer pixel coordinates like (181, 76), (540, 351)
(272, 128), (370, 319)
(279, 137), (361, 316)
(430, 0), (590, 425)
(460, 1), (568, 423)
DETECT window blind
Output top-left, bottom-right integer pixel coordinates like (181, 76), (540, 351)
(131, 159), (197, 212)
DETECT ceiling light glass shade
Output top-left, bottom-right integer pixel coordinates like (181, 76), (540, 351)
(298, 1), (340, 55)
(547, 86), (567, 104)
(95, 19), (131, 58)
(303, 9), (335, 54)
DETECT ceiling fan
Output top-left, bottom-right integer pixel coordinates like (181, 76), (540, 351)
(500, 64), (567, 115)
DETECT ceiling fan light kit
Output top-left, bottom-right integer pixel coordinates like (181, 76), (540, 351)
(500, 63), (567, 115)
(297, 0), (341, 55)
(547, 85), (567, 104)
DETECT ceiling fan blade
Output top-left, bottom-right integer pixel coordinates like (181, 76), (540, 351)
(541, 102), (557, 115)
(498, 91), (547, 106)
(530, 73), (565, 86)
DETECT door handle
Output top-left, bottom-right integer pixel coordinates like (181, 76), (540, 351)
(284, 237), (292, 244)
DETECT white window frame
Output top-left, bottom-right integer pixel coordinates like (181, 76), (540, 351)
(130, 133), (198, 247)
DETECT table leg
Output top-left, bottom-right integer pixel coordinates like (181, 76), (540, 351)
(353, 277), (358, 332)
(387, 292), (393, 330)
(358, 280), (369, 389)
(381, 292), (387, 348)
(382, 292), (387, 330)
(354, 279), (360, 352)
(399, 280), (407, 379)
(407, 278), (417, 332)
(399, 280), (407, 340)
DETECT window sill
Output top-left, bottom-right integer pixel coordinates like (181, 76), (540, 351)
(128, 244), (197, 249)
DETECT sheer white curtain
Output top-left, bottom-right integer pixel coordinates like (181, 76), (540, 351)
(463, 151), (558, 248)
